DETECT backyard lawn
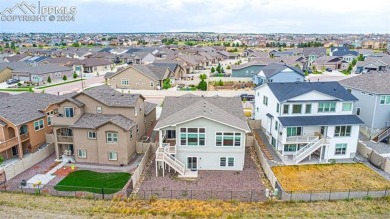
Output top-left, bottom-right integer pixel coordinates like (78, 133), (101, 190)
(273, 163), (390, 192)
(54, 170), (131, 194)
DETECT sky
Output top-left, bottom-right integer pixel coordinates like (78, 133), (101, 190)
(0, 0), (390, 34)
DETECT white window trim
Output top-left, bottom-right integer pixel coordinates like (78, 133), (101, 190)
(106, 132), (118, 144)
(219, 156), (235, 167)
(77, 149), (87, 159)
(335, 143), (347, 155)
(179, 127), (206, 147)
(34, 119), (44, 131)
(108, 151), (118, 161)
(121, 79), (129, 86)
(64, 107), (75, 118)
(215, 131), (242, 147)
(96, 106), (102, 114)
(88, 131), (97, 140)
(342, 102), (352, 111)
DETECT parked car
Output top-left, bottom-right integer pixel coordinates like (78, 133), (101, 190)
(326, 68), (332, 72)
(246, 95), (255, 101)
(6, 79), (19, 85)
(240, 93), (248, 100)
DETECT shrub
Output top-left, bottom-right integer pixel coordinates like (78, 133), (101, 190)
(62, 75), (67, 81)
(226, 65), (231, 70)
(211, 67), (215, 73)
(218, 79), (224, 86)
(73, 72), (78, 79)
(47, 76), (52, 83)
(162, 79), (171, 89)
(197, 80), (207, 91)
(17, 82), (22, 87)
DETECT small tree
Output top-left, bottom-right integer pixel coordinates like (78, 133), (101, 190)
(211, 67), (215, 73)
(199, 73), (207, 80)
(63, 75), (68, 81)
(197, 80), (207, 91)
(351, 58), (357, 66)
(162, 79), (171, 89)
(0, 155), (3, 165)
(218, 79), (224, 86)
(226, 65), (231, 70)
(47, 76), (52, 83)
(73, 71), (78, 79)
(216, 64), (221, 73)
(305, 70), (309, 76)
(357, 54), (364, 61)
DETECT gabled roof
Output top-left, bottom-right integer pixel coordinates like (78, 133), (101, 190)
(339, 72), (390, 94)
(0, 62), (31, 71)
(144, 102), (157, 115)
(70, 113), (135, 130)
(332, 50), (359, 57)
(155, 94), (250, 132)
(278, 115), (363, 127)
(0, 93), (69, 125)
(77, 85), (142, 107)
(303, 47), (326, 57)
(259, 63), (304, 78)
(262, 82), (358, 102)
(12, 63), (72, 75)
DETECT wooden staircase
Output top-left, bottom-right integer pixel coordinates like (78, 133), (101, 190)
(253, 130), (274, 160)
(156, 146), (185, 176)
(373, 127), (390, 142)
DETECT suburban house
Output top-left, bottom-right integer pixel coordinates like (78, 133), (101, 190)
(253, 63), (305, 86)
(106, 64), (175, 90)
(279, 56), (307, 69)
(80, 58), (113, 76)
(340, 73), (390, 141)
(0, 93), (65, 162)
(231, 62), (267, 78)
(303, 47), (326, 66)
(12, 63), (73, 84)
(50, 85), (157, 165)
(151, 61), (186, 80)
(254, 81), (363, 164)
(0, 62), (31, 82)
(330, 47), (359, 63)
(131, 52), (156, 64)
(355, 56), (390, 73)
(312, 56), (348, 71)
(154, 94), (251, 177)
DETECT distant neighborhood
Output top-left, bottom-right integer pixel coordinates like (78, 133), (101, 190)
(0, 32), (390, 204)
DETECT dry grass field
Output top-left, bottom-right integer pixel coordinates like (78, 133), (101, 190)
(273, 163), (390, 192)
(0, 192), (390, 218)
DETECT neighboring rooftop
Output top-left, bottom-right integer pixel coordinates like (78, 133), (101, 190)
(259, 63), (304, 78)
(264, 81), (358, 102)
(70, 113), (135, 130)
(339, 72), (390, 94)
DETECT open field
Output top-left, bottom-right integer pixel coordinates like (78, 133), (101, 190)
(54, 170), (131, 194)
(273, 163), (390, 192)
(0, 192), (390, 218)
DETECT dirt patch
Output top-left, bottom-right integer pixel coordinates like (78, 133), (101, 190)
(54, 166), (78, 177)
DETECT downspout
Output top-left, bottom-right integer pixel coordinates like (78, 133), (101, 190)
(371, 95), (378, 132)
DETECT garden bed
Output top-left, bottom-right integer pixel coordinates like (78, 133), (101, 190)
(273, 163), (390, 192)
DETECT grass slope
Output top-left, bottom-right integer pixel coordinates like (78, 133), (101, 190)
(36, 79), (84, 89)
(0, 193), (390, 218)
(54, 170), (131, 194)
(273, 163), (390, 192)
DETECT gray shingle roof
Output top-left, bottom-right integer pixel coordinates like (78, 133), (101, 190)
(278, 115), (363, 127)
(0, 62), (32, 71)
(155, 94), (250, 132)
(70, 113), (135, 130)
(144, 102), (157, 115)
(339, 72), (390, 94)
(260, 63), (304, 78)
(80, 85), (141, 107)
(303, 48), (326, 57)
(12, 63), (72, 75)
(0, 93), (68, 125)
(264, 82), (358, 102)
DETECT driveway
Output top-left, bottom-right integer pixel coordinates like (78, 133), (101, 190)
(306, 70), (355, 82)
(43, 76), (105, 95)
(0, 82), (10, 89)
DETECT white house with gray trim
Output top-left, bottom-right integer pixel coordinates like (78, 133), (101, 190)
(340, 72), (390, 142)
(154, 94), (250, 177)
(253, 63), (305, 86)
(254, 81), (363, 164)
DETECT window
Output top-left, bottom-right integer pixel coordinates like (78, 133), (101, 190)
(108, 152), (118, 161)
(136, 124), (139, 134)
(220, 157), (234, 167)
(180, 128), (205, 146)
(263, 96), (268, 106)
(121, 79), (129, 86)
(77, 149), (87, 158)
(335, 143), (347, 155)
(135, 107), (138, 117)
(88, 131), (96, 139)
(275, 121), (279, 131)
(34, 119), (44, 131)
(305, 104), (312, 114)
(292, 104), (302, 114)
(64, 107), (74, 117)
(256, 107), (259, 112)
(96, 106), (102, 114)
(284, 144), (297, 152)
(334, 126), (351, 137)
(216, 132), (241, 147)
(106, 132), (118, 143)
(380, 95), (390, 105)
(318, 102), (336, 112)
(357, 107), (360, 116)
(276, 103), (280, 113)
(130, 128), (133, 140)
(287, 127), (302, 137)
(139, 103), (143, 112)
(150, 81), (154, 87)
(47, 116), (52, 126)
(283, 104), (289, 114)
(342, 103), (352, 111)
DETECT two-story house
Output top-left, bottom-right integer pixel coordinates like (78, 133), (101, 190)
(0, 93), (64, 163)
(154, 94), (250, 177)
(253, 63), (305, 86)
(51, 85), (157, 165)
(303, 47), (326, 67)
(254, 82), (363, 164)
(340, 72), (390, 142)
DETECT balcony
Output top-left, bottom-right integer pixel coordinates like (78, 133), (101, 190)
(51, 115), (80, 126)
(57, 135), (74, 143)
(0, 133), (29, 152)
(285, 136), (320, 144)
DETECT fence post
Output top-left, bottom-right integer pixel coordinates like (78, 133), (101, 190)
(171, 190), (172, 199)
(384, 188), (388, 197)
(102, 188), (105, 199)
(190, 190), (192, 200)
(290, 191), (292, 201)
(328, 189), (331, 201)
(366, 188), (369, 197)
(250, 191), (253, 202)
(143, 190), (146, 199)
(348, 189), (350, 199)
(210, 190), (212, 199)
(309, 190), (312, 201)
(230, 191), (233, 201)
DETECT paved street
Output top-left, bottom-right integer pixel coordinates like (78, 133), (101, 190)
(42, 76), (105, 95)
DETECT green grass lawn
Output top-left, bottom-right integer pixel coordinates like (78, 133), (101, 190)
(54, 170), (131, 194)
(36, 79), (84, 89)
(0, 87), (33, 92)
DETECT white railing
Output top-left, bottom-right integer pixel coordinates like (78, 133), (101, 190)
(156, 145), (185, 176)
(292, 137), (320, 162)
(286, 136), (319, 143)
(377, 127), (390, 142)
(293, 138), (326, 163)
